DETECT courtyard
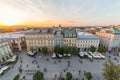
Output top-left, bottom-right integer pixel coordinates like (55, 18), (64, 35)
(1, 51), (120, 80)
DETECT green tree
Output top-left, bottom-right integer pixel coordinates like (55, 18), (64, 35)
(30, 46), (37, 51)
(85, 72), (93, 80)
(103, 60), (120, 80)
(13, 74), (20, 80)
(90, 46), (96, 53)
(66, 72), (73, 80)
(54, 45), (61, 54)
(60, 47), (63, 55)
(42, 47), (48, 55)
(71, 46), (79, 55)
(118, 48), (120, 52)
(98, 46), (106, 53)
(33, 71), (44, 80)
(63, 46), (70, 54)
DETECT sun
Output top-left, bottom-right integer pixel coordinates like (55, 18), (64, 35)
(2, 14), (21, 26)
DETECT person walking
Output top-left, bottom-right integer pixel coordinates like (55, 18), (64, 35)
(79, 70), (81, 75)
(27, 64), (28, 67)
(37, 65), (39, 68)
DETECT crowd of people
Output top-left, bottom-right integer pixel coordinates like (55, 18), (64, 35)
(16, 55), (89, 80)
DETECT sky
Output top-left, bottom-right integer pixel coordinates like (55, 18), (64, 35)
(0, 0), (120, 26)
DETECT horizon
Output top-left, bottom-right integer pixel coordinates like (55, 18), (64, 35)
(1, 0), (120, 26)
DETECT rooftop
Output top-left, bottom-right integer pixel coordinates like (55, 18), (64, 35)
(0, 33), (25, 39)
(77, 32), (98, 39)
(106, 27), (120, 34)
(64, 29), (76, 35)
(25, 29), (54, 34)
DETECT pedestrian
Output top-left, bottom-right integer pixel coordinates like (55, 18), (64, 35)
(23, 75), (25, 79)
(63, 69), (65, 72)
(32, 61), (34, 64)
(47, 58), (49, 61)
(54, 61), (56, 64)
(58, 59), (61, 63)
(76, 78), (78, 80)
(37, 65), (39, 68)
(68, 63), (70, 67)
(79, 70), (81, 75)
(36, 61), (38, 64)
(20, 64), (22, 67)
(55, 74), (57, 78)
(27, 64), (29, 67)
(80, 60), (82, 64)
(44, 67), (47, 72)
(20, 60), (22, 63)
(68, 61), (70, 63)
(66, 67), (68, 70)
(11, 65), (14, 68)
(84, 70), (86, 74)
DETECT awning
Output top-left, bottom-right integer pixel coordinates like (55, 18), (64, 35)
(0, 66), (9, 74)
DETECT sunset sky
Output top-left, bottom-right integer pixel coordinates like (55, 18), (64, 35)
(0, 0), (120, 26)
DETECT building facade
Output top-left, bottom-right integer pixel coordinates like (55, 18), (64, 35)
(54, 30), (64, 47)
(0, 39), (13, 63)
(25, 29), (54, 52)
(63, 30), (77, 46)
(77, 32), (100, 51)
(96, 27), (120, 52)
(0, 33), (26, 51)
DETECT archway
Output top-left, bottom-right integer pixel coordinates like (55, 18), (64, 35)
(2, 57), (5, 62)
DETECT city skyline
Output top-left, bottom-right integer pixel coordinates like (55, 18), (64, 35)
(0, 0), (120, 26)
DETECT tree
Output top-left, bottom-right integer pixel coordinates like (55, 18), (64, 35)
(42, 47), (48, 55)
(30, 46), (37, 51)
(97, 46), (106, 53)
(103, 60), (120, 80)
(54, 45), (61, 54)
(118, 48), (120, 52)
(71, 46), (79, 55)
(60, 47), (63, 55)
(66, 72), (73, 80)
(90, 46), (96, 53)
(13, 74), (20, 80)
(33, 71), (44, 80)
(63, 46), (70, 54)
(85, 72), (93, 80)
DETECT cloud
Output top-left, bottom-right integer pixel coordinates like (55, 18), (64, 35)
(0, 0), (120, 26)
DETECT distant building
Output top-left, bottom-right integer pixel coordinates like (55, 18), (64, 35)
(0, 39), (13, 63)
(117, 25), (120, 29)
(77, 32), (100, 51)
(54, 25), (64, 47)
(96, 27), (120, 52)
(0, 33), (26, 51)
(54, 30), (64, 47)
(25, 29), (54, 52)
(63, 29), (77, 46)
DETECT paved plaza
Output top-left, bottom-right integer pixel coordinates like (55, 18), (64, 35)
(1, 51), (120, 80)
